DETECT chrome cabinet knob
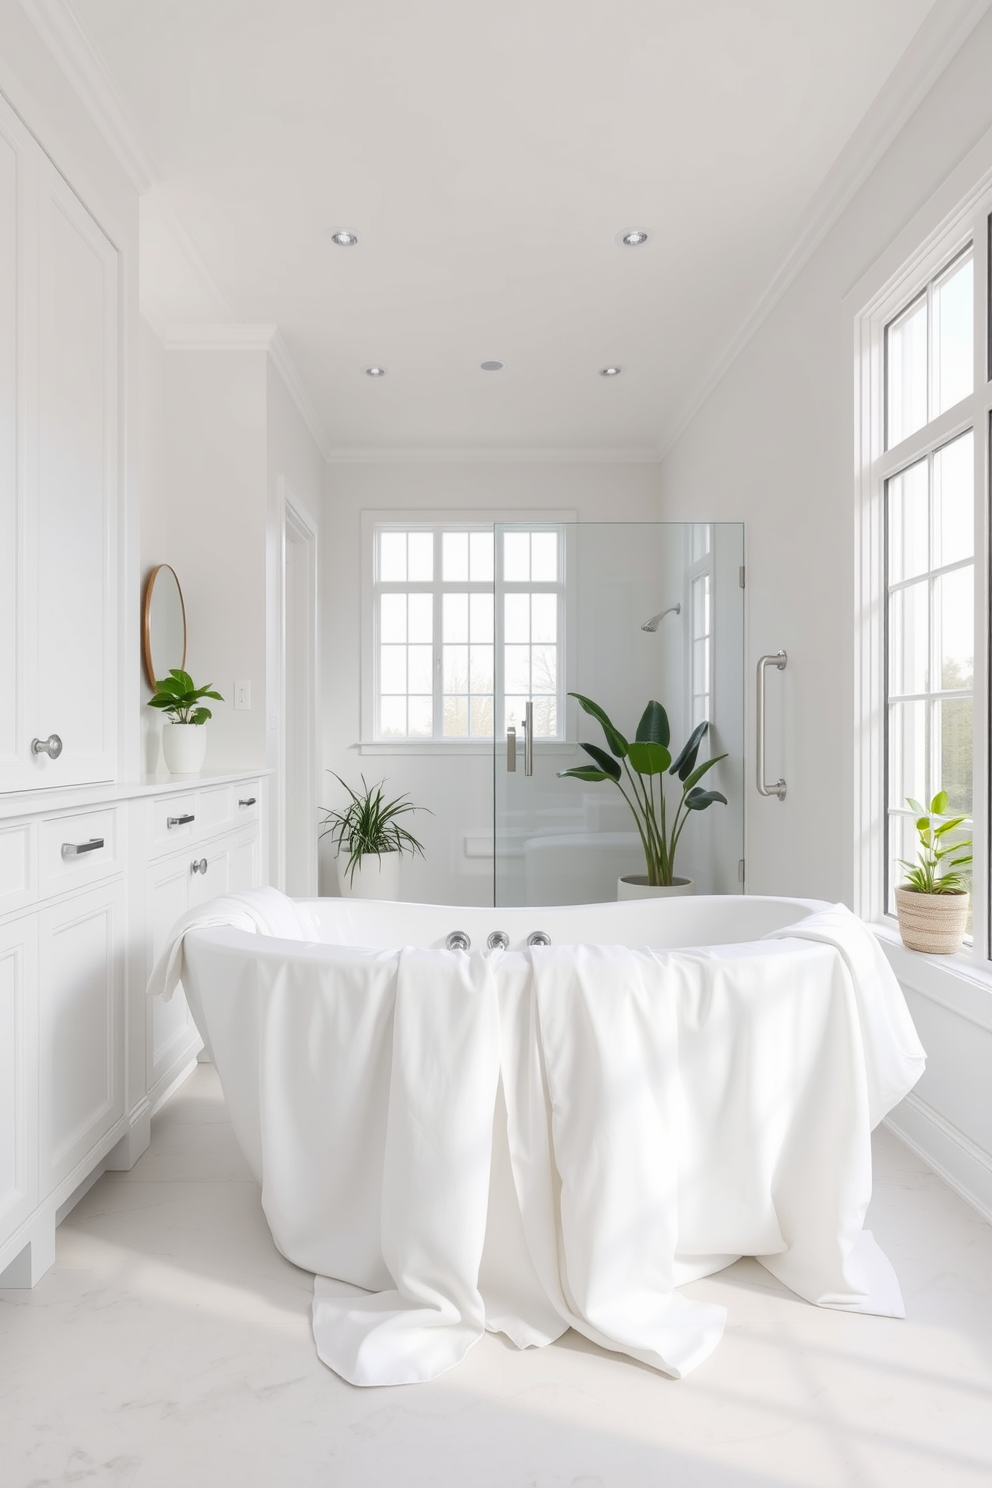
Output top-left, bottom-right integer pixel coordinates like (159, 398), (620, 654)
(191, 858), (208, 874)
(31, 733), (63, 759)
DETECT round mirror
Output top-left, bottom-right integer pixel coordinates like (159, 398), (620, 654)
(143, 564), (187, 687)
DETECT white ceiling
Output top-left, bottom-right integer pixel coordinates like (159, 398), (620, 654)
(68, 0), (947, 455)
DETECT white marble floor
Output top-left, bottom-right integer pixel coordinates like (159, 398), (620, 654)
(2, 1066), (991, 1488)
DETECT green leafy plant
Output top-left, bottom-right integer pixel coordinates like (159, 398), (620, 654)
(147, 669), (223, 725)
(320, 774), (430, 887)
(898, 791), (972, 895)
(557, 692), (728, 887)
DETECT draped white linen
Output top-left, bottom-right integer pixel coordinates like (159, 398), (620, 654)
(162, 898), (925, 1387)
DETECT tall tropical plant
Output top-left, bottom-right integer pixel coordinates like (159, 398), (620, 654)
(557, 692), (727, 887)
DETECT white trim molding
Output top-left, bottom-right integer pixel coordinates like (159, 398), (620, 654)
(326, 446), (660, 465)
(19, 0), (160, 191)
(161, 323), (330, 458)
(886, 1093), (992, 1224)
(657, 0), (992, 460)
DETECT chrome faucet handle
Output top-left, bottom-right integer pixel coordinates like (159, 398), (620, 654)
(486, 930), (509, 950)
(527, 930), (551, 947)
(445, 930), (471, 952)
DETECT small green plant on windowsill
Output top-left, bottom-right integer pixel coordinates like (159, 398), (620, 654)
(894, 791), (972, 955)
(320, 773), (430, 893)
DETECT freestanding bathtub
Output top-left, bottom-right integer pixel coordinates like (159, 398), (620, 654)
(165, 889), (926, 1388)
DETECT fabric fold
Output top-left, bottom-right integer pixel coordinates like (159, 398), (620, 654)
(311, 948), (501, 1386)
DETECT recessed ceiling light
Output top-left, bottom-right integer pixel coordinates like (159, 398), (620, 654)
(480, 360), (504, 372)
(616, 228), (651, 248)
(599, 366), (622, 377)
(365, 366), (387, 377)
(329, 229), (359, 247)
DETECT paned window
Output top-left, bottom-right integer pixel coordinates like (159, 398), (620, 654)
(372, 523), (565, 742)
(686, 524), (713, 728)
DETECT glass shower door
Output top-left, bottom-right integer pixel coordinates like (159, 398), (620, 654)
(493, 521), (745, 907)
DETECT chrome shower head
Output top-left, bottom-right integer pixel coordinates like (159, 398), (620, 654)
(641, 602), (681, 632)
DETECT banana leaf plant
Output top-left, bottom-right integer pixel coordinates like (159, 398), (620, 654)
(557, 692), (728, 887)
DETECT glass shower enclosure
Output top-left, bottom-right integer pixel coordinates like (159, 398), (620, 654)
(493, 522), (745, 906)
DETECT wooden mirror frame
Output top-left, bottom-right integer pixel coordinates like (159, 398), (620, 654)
(142, 563), (188, 688)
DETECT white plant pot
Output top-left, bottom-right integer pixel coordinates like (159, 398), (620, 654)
(162, 722), (208, 775)
(617, 875), (695, 901)
(894, 884), (969, 955)
(338, 851), (401, 901)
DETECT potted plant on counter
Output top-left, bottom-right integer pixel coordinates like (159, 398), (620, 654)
(557, 692), (728, 899)
(148, 668), (224, 775)
(894, 791), (972, 954)
(320, 774), (429, 900)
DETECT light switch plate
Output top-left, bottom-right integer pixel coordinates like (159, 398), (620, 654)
(234, 680), (251, 710)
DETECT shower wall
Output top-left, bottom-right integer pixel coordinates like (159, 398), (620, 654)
(321, 460), (664, 904)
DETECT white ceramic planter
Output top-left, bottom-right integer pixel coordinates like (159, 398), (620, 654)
(617, 875), (695, 901)
(894, 884), (969, 955)
(162, 722), (208, 775)
(338, 851), (401, 900)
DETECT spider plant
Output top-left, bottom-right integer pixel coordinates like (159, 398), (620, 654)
(320, 774), (429, 887)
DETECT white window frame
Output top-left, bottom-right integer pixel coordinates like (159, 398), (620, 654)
(359, 509), (575, 755)
(854, 174), (991, 979)
(684, 524), (715, 731)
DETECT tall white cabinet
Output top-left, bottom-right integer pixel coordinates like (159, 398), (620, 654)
(0, 85), (272, 1291)
(0, 93), (119, 793)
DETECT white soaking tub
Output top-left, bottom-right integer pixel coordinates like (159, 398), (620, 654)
(155, 888), (926, 1388)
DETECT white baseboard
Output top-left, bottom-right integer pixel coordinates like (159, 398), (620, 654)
(885, 1092), (992, 1224)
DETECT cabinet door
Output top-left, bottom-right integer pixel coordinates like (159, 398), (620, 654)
(0, 915), (38, 1249)
(31, 157), (118, 788)
(38, 880), (125, 1195)
(187, 840), (232, 909)
(229, 826), (261, 894)
(0, 98), (37, 789)
(146, 855), (196, 1090)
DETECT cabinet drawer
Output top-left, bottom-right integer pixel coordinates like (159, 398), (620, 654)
(198, 785), (233, 834)
(148, 793), (199, 852)
(232, 781), (261, 824)
(39, 806), (120, 897)
(0, 823), (37, 916)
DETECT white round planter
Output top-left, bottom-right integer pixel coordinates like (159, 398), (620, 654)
(162, 722), (208, 775)
(338, 851), (401, 901)
(617, 875), (695, 901)
(894, 884), (969, 955)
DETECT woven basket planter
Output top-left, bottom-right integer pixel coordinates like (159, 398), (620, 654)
(894, 885), (969, 955)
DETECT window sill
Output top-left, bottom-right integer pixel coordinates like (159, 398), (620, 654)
(356, 740), (579, 758)
(872, 919), (992, 1033)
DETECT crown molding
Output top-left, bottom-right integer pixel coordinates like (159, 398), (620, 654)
(20, 0), (160, 191)
(324, 445), (661, 465)
(656, 0), (992, 460)
(161, 324), (331, 458)
(269, 332), (332, 460)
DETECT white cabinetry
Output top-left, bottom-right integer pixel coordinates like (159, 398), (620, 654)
(0, 772), (267, 1288)
(0, 91), (119, 793)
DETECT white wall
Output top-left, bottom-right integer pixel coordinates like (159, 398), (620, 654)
(161, 347), (269, 771)
(321, 460), (664, 902)
(657, 11), (992, 1218)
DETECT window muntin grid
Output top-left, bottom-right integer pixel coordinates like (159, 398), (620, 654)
(374, 524), (565, 741)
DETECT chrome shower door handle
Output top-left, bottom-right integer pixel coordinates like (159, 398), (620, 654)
(523, 701), (534, 777)
(756, 651), (787, 800)
(506, 725), (517, 772)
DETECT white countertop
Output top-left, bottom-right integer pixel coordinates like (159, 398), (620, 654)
(0, 767), (272, 822)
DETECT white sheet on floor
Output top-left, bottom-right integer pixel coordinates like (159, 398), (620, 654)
(178, 896), (926, 1387)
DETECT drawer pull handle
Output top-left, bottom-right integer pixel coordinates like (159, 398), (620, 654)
(191, 858), (208, 874)
(61, 838), (104, 858)
(238, 797), (257, 807)
(167, 814), (195, 828)
(32, 733), (63, 759)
